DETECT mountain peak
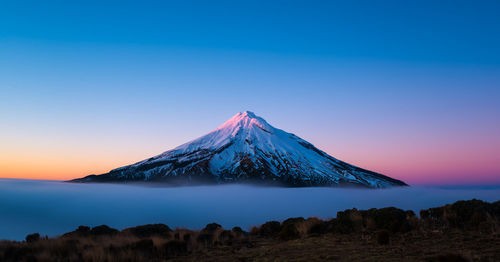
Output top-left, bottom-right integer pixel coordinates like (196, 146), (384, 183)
(241, 110), (256, 118)
(217, 111), (273, 133)
(73, 111), (407, 188)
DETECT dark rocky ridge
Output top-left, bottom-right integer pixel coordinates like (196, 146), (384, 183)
(2, 199), (499, 262)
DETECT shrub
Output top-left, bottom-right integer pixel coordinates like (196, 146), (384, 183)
(25, 233), (40, 243)
(368, 207), (412, 233)
(420, 199), (499, 231)
(307, 220), (327, 235)
(330, 207), (414, 234)
(279, 223), (300, 240)
(281, 217), (305, 227)
(249, 226), (259, 236)
(75, 225), (90, 233)
(231, 226), (246, 237)
(278, 217), (310, 240)
(258, 221), (281, 237)
(63, 225), (90, 238)
(90, 225), (119, 236)
(123, 224), (172, 238)
(203, 223), (222, 233)
(449, 199), (492, 229)
(327, 217), (354, 234)
(299, 217), (325, 236)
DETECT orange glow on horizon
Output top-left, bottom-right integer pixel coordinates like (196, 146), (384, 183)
(1, 114), (499, 184)
(0, 149), (152, 181)
(1, 143), (499, 184)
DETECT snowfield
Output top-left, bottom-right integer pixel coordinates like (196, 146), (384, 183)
(73, 111), (407, 188)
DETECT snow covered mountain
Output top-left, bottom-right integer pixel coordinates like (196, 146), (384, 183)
(73, 111), (407, 188)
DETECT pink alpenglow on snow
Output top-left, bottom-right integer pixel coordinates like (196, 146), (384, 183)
(72, 111), (407, 188)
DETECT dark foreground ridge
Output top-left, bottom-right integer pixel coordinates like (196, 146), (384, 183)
(2, 199), (499, 262)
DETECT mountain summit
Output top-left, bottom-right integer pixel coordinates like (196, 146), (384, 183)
(73, 111), (407, 188)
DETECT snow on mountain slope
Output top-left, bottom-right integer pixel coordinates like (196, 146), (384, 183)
(73, 111), (407, 188)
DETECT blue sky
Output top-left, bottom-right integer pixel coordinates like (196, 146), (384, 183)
(2, 1), (499, 63)
(1, 0), (499, 184)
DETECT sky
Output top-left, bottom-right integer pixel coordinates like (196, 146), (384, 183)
(0, 0), (499, 185)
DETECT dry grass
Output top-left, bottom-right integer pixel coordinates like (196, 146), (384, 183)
(1, 199), (499, 262)
(175, 230), (500, 262)
(0, 226), (250, 262)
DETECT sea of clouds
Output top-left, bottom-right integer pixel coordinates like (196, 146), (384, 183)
(1, 178), (499, 240)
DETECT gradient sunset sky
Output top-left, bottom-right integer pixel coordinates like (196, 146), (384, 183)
(1, 1), (499, 185)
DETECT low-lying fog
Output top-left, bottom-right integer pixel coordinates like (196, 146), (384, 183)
(1, 178), (499, 240)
